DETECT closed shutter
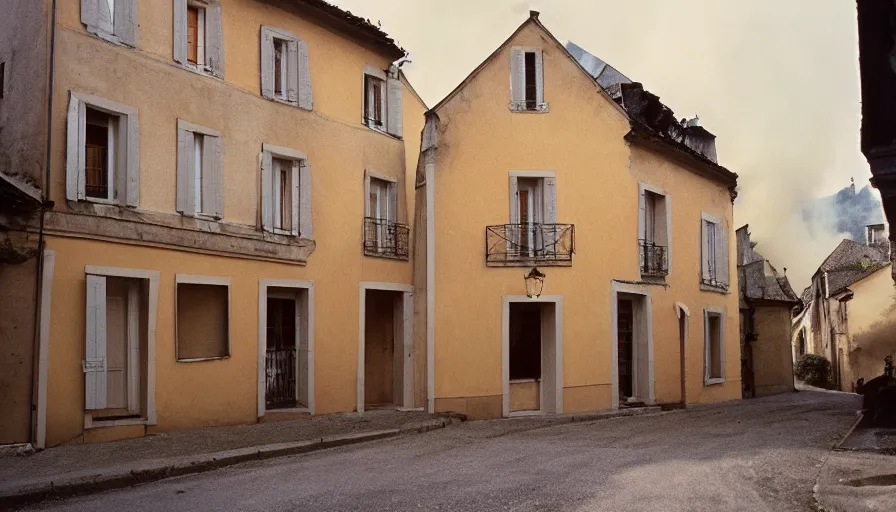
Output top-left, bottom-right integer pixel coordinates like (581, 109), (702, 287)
(85, 274), (108, 410)
(297, 39), (312, 110)
(124, 111), (140, 207)
(286, 40), (299, 105)
(510, 47), (524, 105)
(204, 135), (223, 219)
(703, 310), (710, 382)
(176, 128), (195, 214)
(173, 0), (188, 65)
(66, 94), (86, 201)
(386, 76), (403, 137)
(82, 0), (113, 34)
(205, 2), (224, 77)
(534, 49), (544, 105)
(715, 220), (729, 287)
(291, 160), (300, 236)
(260, 29), (274, 99)
(299, 161), (312, 238)
(508, 176), (519, 223)
(81, 0), (99, 30)
(115, 0), (138, 47)
(261, 151), (273, 231)
(543, 177), (557, 224)
(388, 180), (399, 222)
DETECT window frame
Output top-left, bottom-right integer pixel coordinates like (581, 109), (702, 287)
(510, 46), (547, 113)
(260, 26), (312, 110)
(173, 0), (224, 78)
(80, 0), (138, 47)
(175, 274), (232, 363)
(261, 144), (312, 239)
(176, 119), (224, 220)
(362, 65), (403, 138)
(700, 212), (729, 292)
(638, 183), (672, 277)
(703, 307), (726, 385)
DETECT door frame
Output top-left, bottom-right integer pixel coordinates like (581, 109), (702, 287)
(611, 281), (654, 409)
(675, 302), (690, 405)
(357, 282), (414, 413)
(257, 279), (315, 418)
(502, 295), (564, 417)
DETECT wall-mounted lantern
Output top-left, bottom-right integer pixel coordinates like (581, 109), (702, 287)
(524, 268), (546, 299)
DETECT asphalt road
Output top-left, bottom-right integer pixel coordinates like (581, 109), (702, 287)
(28, 391), (860, 512)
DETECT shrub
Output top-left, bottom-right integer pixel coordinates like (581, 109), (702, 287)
(794, 354), (832, 388)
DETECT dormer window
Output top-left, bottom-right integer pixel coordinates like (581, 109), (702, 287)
(510, 47), (547, 112)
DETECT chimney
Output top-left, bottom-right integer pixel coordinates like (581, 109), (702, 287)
(530, 10), (540, 19)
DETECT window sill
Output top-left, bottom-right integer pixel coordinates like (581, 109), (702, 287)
(84, 413), (150, 430)
(700, 283), (730, 295)
(268, 96), (311, 111)
(509, 102), (550, 114)
(178, 62), (223, 80)
(509, 378), (541, 384)
(704, 378), (725, 386)
(363, 121), (402, 140)
(85, 26), (134, 48)
(176, 355), (231, 363)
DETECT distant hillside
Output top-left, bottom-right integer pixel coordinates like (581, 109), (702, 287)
(801, 183), (883, 241)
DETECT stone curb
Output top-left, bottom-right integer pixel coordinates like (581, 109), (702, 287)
(0, 420), (456, 508)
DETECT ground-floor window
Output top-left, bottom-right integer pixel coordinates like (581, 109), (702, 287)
(176, 276), (230, 361)
(704, 310), (725, 384)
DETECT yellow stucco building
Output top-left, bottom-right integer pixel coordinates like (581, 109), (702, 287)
(1, 0), (427, 447)
(413, 12), (742, 419)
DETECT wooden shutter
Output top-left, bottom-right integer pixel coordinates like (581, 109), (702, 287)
(297, 39), (312, 110)
(173, 0), (188, 65)
(386, 76), (403, 137)
(66, 94), (86, 201)
(186, 7), (199, 64)
(510, 47), (525, 105)
(508, 175), (519, 223)
(638, 190), (646, 241)
(204, 135), (223, 219)
(534, 49), (544, 105)
(299, 161), (312, 238)
(701, 220), (711, 281)
(115, 0), (138, 47)
(205, 2), (224, 77)
(176, 127), (195, 214)
(291, 160), (300, 236)
(703, 310), (710, 382)
(82, 0), (113, 34)
(388, 180), (399, 222)
(260, 29), (274, 99)
(716, 220), (729, 287)
(85, 274), (108, 410)
(543, 177), (557, 224)
(81, 0), (100, 30)
(286, 40), (299, 105)
(124, 111), (140, 207)
(261, 151), (273, 231)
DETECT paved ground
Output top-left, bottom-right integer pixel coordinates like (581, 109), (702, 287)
(20, 391), (867, 512)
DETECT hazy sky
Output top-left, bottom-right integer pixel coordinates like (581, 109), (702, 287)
(333, 0), (873, 288)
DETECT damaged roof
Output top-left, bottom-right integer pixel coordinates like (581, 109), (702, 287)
(737, 226), (800, 307)
(808, 239), (891, 298)
(565, 42), (632, 89)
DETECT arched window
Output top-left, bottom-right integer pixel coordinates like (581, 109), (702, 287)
(798, 329), (806, 356)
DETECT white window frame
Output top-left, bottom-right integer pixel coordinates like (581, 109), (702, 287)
(364, 170), (398, 222)
(703, 307), (726, 386)
(82, 265), (159, 430)
(510, 46), (548, 113)
(638, 183), (673, 276)
(260, 27), (312, 110)
(700, 212), (729, 292)
(261, 144), (312, 239)
(173, 0), (224, 78)
(176, 119), (224, 219)
(508, 171), (557, 257)
(362, 65), (403, 138)
(66, 91), (140, 207)
(81, 0), (138, 47)
(175, 274), (232, 363)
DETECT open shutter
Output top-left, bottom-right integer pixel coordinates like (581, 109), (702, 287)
(66, 94), (86, 201)
(260, 29), (274, 99)
(638, 190), (646, 241)
(124, 112), (140, 207)
(84, 274), (108, 410)
(115, 0), (138, 47)
(543, 177), (557, 225)
(286, 40), (299, 105)
(509, 176), (519, 224)
(715, 220), (729, 287)
(81, 0), (99, 29)
(82, 0), (114, 34)
(299, 162), (312, 238)
(176, 128), (195, 214)
(386, 76), (403, 137)
(173, 0), (187, 64)
(700, 221), (710, 282)
(291, 160), (300, 236)
(261, 151), (273, 231)
(297, 39), (312, 110)
(534, 49), (544, 105)
(204, 135), (223, 219)
(388, 180), (399, 223)
(205, 2), (224, 77)
(703, 310), (710, 382)
(510, 47), (524, 105)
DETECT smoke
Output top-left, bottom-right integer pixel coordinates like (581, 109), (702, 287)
(852, 308), (896, 381)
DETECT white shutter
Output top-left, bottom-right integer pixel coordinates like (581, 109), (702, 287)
(291, 160), (300, 236)
(299, 162), (312, 238)
(124, 111), (140, 207)
(81, 0), (99, 29)
(297, 39), (313, 110)
(85, 274), (108, 411)
(176, 128), (195, 214)
(205, 2), (224, 77)
(638, 190), (646, 241)
(286, 40), (299, 105)
(509, 176), (519, 224)
(543, 177), (556, 225)
(701, 221), (711, 282)
(82, 0), (114, 34)
(535, 49), (544, 105)
(115, 0), (138, 47)
(260, 29), (274, 99)
(66, 94), (86, 201)
(716, 220), (729, 287)
(388, 180), (399, 222)
(173, 0), (187, 65)
(386, 76), (403, 137)
(510, 47), (524, 105)
(703, 310), (710, 382)
(204, 135), (223, 219)
(261, 151), (273, 231)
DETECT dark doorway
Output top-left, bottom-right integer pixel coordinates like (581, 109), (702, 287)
(509, 302), (543, 412)
(617, 299), (634, 401)
(365, 290), (402, 408)
(266, 297), (297, 409)
(679, 311), (687, 405)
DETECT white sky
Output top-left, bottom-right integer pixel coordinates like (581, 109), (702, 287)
(332, 0), (871, 287)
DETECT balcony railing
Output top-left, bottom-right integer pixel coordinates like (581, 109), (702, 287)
(363, 217), (410, 260)
(485, 223), (575, 266)
(639, 241), (669, 277)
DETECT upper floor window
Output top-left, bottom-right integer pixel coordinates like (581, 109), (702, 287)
(261, 144), (312, 238)
(66, 92), (140, 207)
(363, 171), (408, 260)
(176, 120), (224, 219)
(174, 0), (224, 78)
(638, 185), (670, 278)
(260, 27), (312, 110)
(701, 213), (729, 291)
(81, 0), (137, 47)
(362, 66), (403, 138)
(510, 47), (547, 112)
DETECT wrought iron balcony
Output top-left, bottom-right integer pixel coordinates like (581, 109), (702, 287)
(364, 217), (410, 260)
(639, 240), (669, 277)
(485, 223), (575, 266)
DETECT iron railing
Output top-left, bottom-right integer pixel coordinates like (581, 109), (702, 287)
(363, 217), (410, 260)
(485, 223), (575, 266)
(265, 348), (296, 409)
(639, 241), (669, 277)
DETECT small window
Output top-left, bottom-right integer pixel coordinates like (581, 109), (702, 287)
(273, 39), (286, 99)
(261, 145), (312, 238)
(362, 66), (403, 137)
(186, 4), (205, 66)
(174, 0), (223, 77)
(80, 0), (137, 47)
(176, 280), (230, 361)
(176, 120), (223, 219)
(0, 62), (5, 100)
(260, 27), (312, 109)
(364, 75), (385, 128)
(639, 187), (670, 277)
(84, 108), (117, 200)
(704, 310), (724, 384)
(368, 177), (394, 222)
(510, 47), (546, 112)
(701, 213), (729, 291)
(524, 52), (537, 110)
(273, 157), (295, 232)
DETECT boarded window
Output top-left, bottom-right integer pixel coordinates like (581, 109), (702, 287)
(176, 283), (229, 361)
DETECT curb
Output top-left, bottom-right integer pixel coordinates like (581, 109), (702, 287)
(0, 420), (454, 508)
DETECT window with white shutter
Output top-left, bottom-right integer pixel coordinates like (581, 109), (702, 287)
(507, 171), (558, 259)
(638, 184), (670, 278)
(66, 91), (140, 207)
(700, 213), (728, 291)
(260, 27), (312, 110)
(510, 47), (547, 112)
(260, 144), (311, 238)
(174, 0), (224, 78)
(81, 0), (138, 47)
(176, 120), (223, 219)
(703, 309), (725, 385)
(362, 65), (403, 138)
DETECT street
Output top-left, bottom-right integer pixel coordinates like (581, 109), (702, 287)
(27, 391), (861, 512)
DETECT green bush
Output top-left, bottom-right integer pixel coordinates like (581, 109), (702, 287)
(794, 354), (832, 388)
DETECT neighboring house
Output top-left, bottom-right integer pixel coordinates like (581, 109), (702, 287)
(792, 230), (893, 391)
(0, 0), (427, 448)
(736, 226), (799, 398)
(413, 11), (740, 419)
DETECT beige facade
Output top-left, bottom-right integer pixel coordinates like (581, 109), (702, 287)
(414, 13), (741, 420)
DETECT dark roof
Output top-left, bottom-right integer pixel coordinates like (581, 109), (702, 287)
(737, 227), (800, 307)
(827, 263), (890, 297)
(800, 286), (812, 304)
(819, 239), (889, 272)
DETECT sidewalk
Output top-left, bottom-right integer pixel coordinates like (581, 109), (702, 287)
(0, 410), (459, 507)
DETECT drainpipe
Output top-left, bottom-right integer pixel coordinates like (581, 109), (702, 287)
(30, 0), (57, 447)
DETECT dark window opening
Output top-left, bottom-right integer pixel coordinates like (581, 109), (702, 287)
(509, 302), (541, 380)
(364, 75), (384, 127)
(273, 39), (285, 97)
(524, 51), (537, 110)
(0, 62), (5, 99)
(85, 108), (111, 199)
